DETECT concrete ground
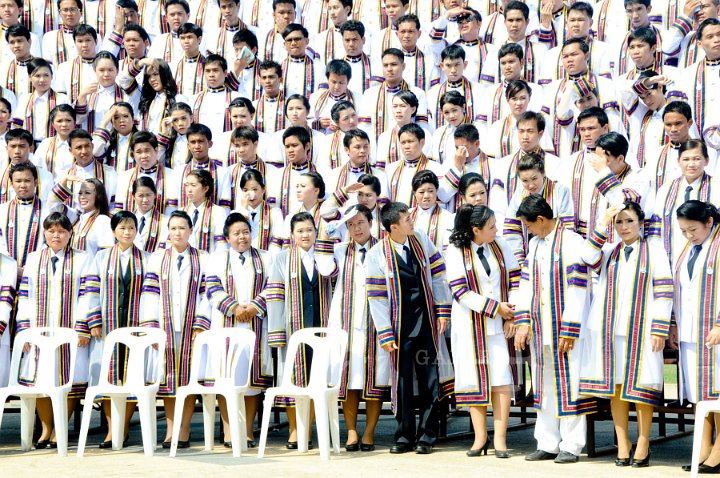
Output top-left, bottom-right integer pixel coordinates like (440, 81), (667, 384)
(0, 401), (694, 478)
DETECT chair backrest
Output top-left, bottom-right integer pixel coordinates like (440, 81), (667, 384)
(188, 328), (256, 387)
(8, 327), (78, 389)
(97, 327), (167, 388)
(279, 327), (348, 391)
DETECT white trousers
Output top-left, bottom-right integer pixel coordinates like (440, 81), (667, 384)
(534, 346), (586, 455)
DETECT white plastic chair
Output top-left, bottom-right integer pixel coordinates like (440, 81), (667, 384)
(691, 399), (720, 477)
(0, 327), (78, 457)
(76, 327), (166, 457)
(257, 327), (348, 460)
(170, 328), (256, 457)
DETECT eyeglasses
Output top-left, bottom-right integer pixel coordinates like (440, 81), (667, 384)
(284, 36), (305, 43)
(60, 7), (80, 13)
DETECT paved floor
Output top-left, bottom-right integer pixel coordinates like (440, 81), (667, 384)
(0, 404), (695, 477)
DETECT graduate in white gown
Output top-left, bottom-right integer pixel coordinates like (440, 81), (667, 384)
(580, 202), (673, 467)
(131, 177), (170, 254)
(447, 204), (519, 457)
(92, 211), (149, 448)
(672, 201), (720, 471)
(266, 211), (338, 446)
(140, 210), (211, 448)
(328, 204), (390, 451)
(410, 170), (455, 254)
(17, 212), (100, 448)
(66, 178), (114, 257)
(206, 213), (272, 447)
(180, 169), (228, 253)
(513, 195), (595, 463)
(232, 169), (285, 253)
(0, 251), (17, 388)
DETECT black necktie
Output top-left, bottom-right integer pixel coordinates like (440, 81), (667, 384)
(477, 246), (491, 275)
(688, 244), (702, 277)
(50, 256), (59, 274)
(177, 255), (184, 271)
(192, 209), (199, 227)
(403, 245), (415, 270)
(685, 185), (693, 203)
(239, 253), (246, 265)
(139, 216), (146, 234)
(624, 246), (633, 262)
(359, 247), (366, 264)
(251, 212), (257, 221)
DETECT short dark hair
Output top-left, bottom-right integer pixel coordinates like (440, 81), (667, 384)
(326, 59), (352, 79)
(132, 176), (157, 195)
(340, 20), (365, 37)
(169, 210), (193, 228)
(284, 94), (310, 115)
(358, 173), (381, 196)
(283, 125), (311, 146)
(459, 172), (486, 197)
(10, 161), (38, 181)
(186, 123), (213, 141)
(240, 168), (265, 189)
(698, 18), (720, 40)
(49, 104), (77, 124)
(123, 23), (150, 42)
(505, 0), (529, 20)
(231, 126), (260, 143)
(624, 0), (651, 8)
(130, 130), (158, 151)
(205, 53), (228, 71)
(165, 0), (190, 13)
(663, 100), (693, 121)
(454, 124), (479, 142)
(282, 23), (308, 39)
(380, 201), (409, 232)
(290, 211), (315, 232)
(43, 212), (73, 232)
(498, 42), (523, 61)
(345, 204), (373, 223)
(398, 123), (425, 141)
(517, 111), (545, 132)
(68, 128), (93, 147)
(229, 96), (255, 115)
(381, 47), (404, 63)
(396, 13), (421, 30)
(177, 22), (203, 38)
(111, 210), (138, 230)
(27, 58), (53, 77)
(517, 194), (554, 222)
(440, 90), (466, 109)
(5, 128), (34, 146)
(568, 1), (593, 17)
(677, 200), (720, 224)
(506, 79), (531, 100)
(232, 28), (258, 50)
(411, 170), (439, 191)
(628, 26), (657, 48)
(577, 106), (609, 127)
(94, 50), (119, 69)
(5, 24), (30, 42)
(330, 100), (355, 123)
(678, 139), (709, 160)
(272, 0), (296, 10)
(562, 37), (590, 55)
(596, 132), (629, 158)
(342, 128), (369, 148)
(258, 60), (282, 77)
(441, 44), (466, 62)
(57, 0), (82, 10)
(224, 211), (252, 237)
(73, 23), (98, 42)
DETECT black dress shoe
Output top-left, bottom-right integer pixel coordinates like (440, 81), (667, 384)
(615, 457), (631, 466)
(360, 443), (375, 452)
(684, 462), (705, 472)
(176, 440), (190, 449)
(554, 451), (579, 463)
(286, 441), (313, 450)
(345, 442), (360, 452)
(49, 442), (57, 449)
(247, 440), (256, 448)
(162, 440), (171, 449)
(699, 462), (720, 474)
(495, 450), (510, 459)
(390, 443), (413, 454)
(99, 440), (113, 449)
(415, 442), (433, 454)
(632, 452), (650, 468)
(34, 440), (50, 450)
(525, 449), (558, 461)
(223, 441), (232, 448)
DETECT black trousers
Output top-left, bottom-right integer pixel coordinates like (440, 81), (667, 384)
(394, 331), (441, 446)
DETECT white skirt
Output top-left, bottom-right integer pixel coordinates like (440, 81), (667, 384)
(680, 341), (720, 403)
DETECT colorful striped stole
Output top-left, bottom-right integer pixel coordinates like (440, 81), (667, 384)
(6, 197), (41, 267)
(661, 174), (712, 255)
(71, 210), (101, 252)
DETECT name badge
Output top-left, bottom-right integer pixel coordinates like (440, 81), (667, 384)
(202, 227), (209, 233)
(291, 271), (297, 279)
(8, 222), (13, 229)
(151, 230), (157, 237)
(707, 267), (714, 275)
(263, 222), (269, 230)
(465, 261), (472, 271)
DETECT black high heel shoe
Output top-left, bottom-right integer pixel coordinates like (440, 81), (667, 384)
(698, 462), (720, 474)
(34, 439), (50, 450)
(466, 439), (489, 457)
(495, 449), (510, 459)
(632, 452), (650, 468)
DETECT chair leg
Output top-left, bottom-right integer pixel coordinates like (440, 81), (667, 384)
(136, 395), (156, 457)
(224, 393), (242, 458)
(202, 394), (216, 452)
(110, 396), (126, 451)
(257, 393), (276, 458)
(19, 397), (37, 452)
(692, 403), (714, 476)
(169, 390), (188, 457)
(76, 391), (96, 457)
(327, 394), (340, 454)
(313, 398), (330, 460)
(238, 396), (248, 452)
(296, 397), (311, 453)
(49, 392), (70, 457)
